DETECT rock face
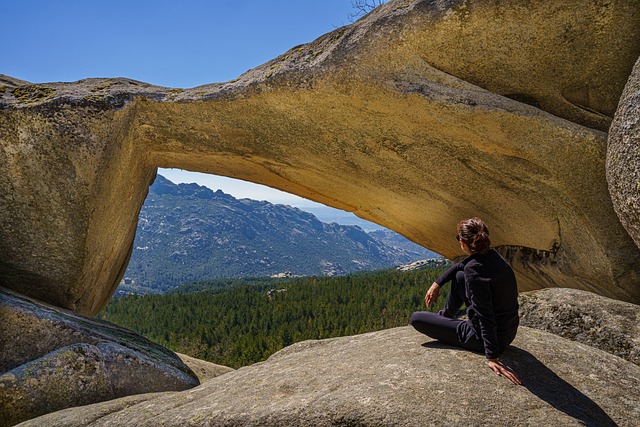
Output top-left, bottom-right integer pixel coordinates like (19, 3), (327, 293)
(2, 0), (640, 316)
(519, 288), (640, 366)
(607, 55), (640, 250)
(0, 287), (200, 426)
(175, 353), (234, 383)
(17, 326), (640, 427)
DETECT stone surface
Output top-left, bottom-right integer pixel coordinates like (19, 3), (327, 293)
(2, 0), (640, 315)
(0, 74), (31, 88)
(176, 353), (234, 383)
(17, 326), (640, 427)
(0, 344), (114, 427)
(607, 55), (640, 250)
(0, 287), (199, 425)
(519, 288), (640, 366)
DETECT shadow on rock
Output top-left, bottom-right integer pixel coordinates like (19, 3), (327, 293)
(422, 341), (617, 427)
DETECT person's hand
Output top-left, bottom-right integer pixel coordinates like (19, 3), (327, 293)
(424, 282), (440, 308)
(486, 358), (522, 385)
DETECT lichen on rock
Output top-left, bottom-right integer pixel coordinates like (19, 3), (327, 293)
(11, 85), (56, 105)
(15, 326), (640, 427)
(0, 287), (200, 426)
(0, 343), (113, 427)
(2, 0), (640, 316)
(607, 54), (640, 251)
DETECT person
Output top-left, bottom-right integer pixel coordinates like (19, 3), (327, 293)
(409, 217), (522, 385)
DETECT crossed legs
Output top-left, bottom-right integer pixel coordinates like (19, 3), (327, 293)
(409, 271), (484, 353)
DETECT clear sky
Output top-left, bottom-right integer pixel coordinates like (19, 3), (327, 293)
(3, 0), (363, 207)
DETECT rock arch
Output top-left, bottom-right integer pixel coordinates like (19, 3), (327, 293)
(2, 0), (640, 315)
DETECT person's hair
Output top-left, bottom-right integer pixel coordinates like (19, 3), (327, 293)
(457, 217), (491, 254)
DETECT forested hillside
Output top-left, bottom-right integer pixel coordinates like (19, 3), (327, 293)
(122, 175), (438, 293)
(99, 266), (449, 368)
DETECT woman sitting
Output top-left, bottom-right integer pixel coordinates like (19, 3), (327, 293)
(410, 217), (522, 385)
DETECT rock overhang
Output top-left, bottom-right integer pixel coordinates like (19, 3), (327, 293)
(2, 0), (640, 314)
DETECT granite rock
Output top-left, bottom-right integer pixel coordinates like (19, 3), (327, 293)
(607, 55), (640, 250)
(0, 344), (113, 427)
(17, 326), (640, 427)
(1, 0), (640, 315)
(175, 353), (234, 383)
(0, 287), (199, 425)
(519, 287), (640, 366)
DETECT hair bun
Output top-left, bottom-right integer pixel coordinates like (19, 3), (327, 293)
(457, 218), (491, 254)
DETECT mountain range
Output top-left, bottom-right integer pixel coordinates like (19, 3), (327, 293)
(120, 175), (438, 293)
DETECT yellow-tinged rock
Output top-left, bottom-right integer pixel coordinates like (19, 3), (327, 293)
(1, 0), (640, 315)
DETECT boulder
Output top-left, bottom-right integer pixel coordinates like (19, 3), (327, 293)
(607, 55), (640, 249)
(1, 344), (113, 427)
(0, 287), (199, 426)
(519, 288), (640, 366)
(2, 0), (640, 316)
(17, 326), (640, 427)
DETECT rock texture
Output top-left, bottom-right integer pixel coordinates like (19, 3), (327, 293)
(0, 287), (199, 426)
(519, 288), (640, 366)
(175, 353), (234, 383)
(17, 326), (640, 427)
(607, 55), (640, 250)
(2, 0), (640, 316)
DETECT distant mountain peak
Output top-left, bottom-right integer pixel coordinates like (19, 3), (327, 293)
(123, 174), (437, 293)
(150, 174), (231, 200)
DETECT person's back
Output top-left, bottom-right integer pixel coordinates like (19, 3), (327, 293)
(410, 217), (522, 385)
(463, 248), (519, 353)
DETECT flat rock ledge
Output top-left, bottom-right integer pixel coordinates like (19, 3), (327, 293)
(18, 326), (640, 427)
(0, 288), (200, 426)
(519, 288), (640, 366)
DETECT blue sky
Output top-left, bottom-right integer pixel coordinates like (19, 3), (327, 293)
(4, 1), (356, 87)
(3, 1), (362, 207)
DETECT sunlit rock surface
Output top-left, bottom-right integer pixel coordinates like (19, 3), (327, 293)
(175, 353), (234, 383)
(519, 287), (640, 366)
(0, 287), (199, 426)
(17, 326), (640, 427)
(607, 55), (640, 250)
(2, 0), (640, 315)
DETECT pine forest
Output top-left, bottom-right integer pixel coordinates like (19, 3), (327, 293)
(98, 266), (449, 369)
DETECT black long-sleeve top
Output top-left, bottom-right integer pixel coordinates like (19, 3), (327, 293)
(435, 249), (519, 359)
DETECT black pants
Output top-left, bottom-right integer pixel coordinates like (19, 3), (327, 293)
(409, 271), (484, 354)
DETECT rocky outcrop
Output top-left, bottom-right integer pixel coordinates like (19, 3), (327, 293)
(607, 55), (640, 250)
(2, 0), (640, 316)
(519, 288), (640, 366)
(0, 287), (199, 426)
(175, 353), (234, 383)
(17, 326), (640, 427)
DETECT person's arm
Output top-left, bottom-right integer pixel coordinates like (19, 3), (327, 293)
(434, 262), (464, 287)
(486, 358), (522, 385)
(424, 262), (464, 307)
(424, 282), (440, 307)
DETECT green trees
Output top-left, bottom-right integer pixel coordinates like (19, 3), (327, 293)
(99, 266), (449, 369)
